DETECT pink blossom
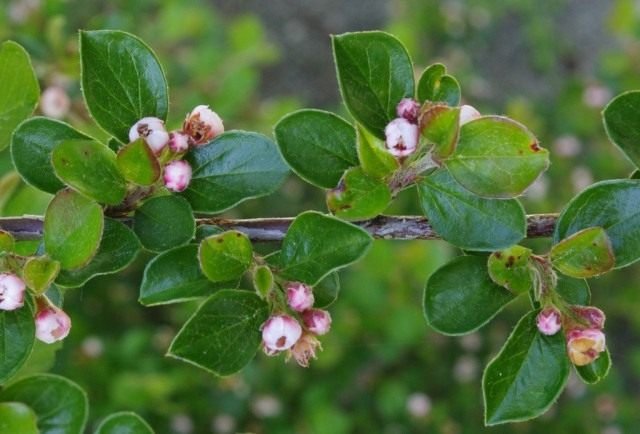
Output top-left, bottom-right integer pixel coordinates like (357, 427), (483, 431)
(566, 328), (606, 366)
(536, 307), (562, 335)
(286, 282), (314, 312)
(168, 131), (190, 153)
(261, 315), (302, 353)
(571, 305), (605, 329)
(302, 309), (332, 335)
(163, 160), (192, 192)
(396, 98), (420, 123)
(384, 118), (418, 158)
(35, 305), (71, 344)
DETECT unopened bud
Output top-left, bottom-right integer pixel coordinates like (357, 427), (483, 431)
(261, 314), (302, 353)
(288, 333), (322, 367)
(566, 328), (606, 366)
(302, 309), (332, 335)
(168, 131), (190, 153)
(459, 104), (481, 126)
(571, 306), (606, 329)
(35, 304), (71, 344)
(536, 308), (562, 335)
(129, 117), (170, 154)
(40, 86), (70, 119)
(0, 273), (26, 311)
(163, 160), (192, 192)
(396, 98), (420, 123)
(286, 282), (314, 312)
(385, 118), (418, 158)
(183, 105), (224, 145)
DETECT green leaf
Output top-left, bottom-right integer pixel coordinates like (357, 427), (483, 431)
(133, 195), (195, 252)
(80, 30), (168, 143)
(356, 124), (398, 179)
(0, 231), (15, 253)
(553, 179), (640, 268)
(314, 272), (340, 308)
(95, 412), (154, 434)
(556, 275), (590, 305)
(198, 231), (253, 283)
(0, 41), (39, 151)
(52, 139), (127, 205)
(424, 255), (516, 335)
(167, 290), (269, 376)
(252, 265), (273, 298)
(445, 116), (549, 198)
(417, 63), (461, 106)
(417, 170), (526, 251)
(0, 402), (39, 434)
(116, 138), (161, 186)
(278, 211), (373, 285)
(44, 189), (104, 270)
(23, 256), (60, 294)
(551, 227), (615, 278)
(419, 104), (460, 160)
(327, 167), (391, 220)
(56, 218), (140, 288)
(602, 90), (640, 168)
(0, 374), (88, 434)
(575, 348), (611, 384)
(182, 131), (288, 213)
(274, 109), (358, 188)
(483, 310), (570, 425)
(487, 245), (533, 294)
(0, 299), (35, 385)
(332, 31), (415, 138)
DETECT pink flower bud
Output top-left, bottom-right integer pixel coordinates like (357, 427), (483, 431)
(129, 117), (170, 154)
(459, 104), (481, 126)
(302, 309), (332, 336)
(262, 315), (302, 352)
(35, 305), (71, 344)
(385, 118), (419, 158)
(396, 98), (420, 123)
(566, 328), (606, 366)
(286, 282), (314, 312)
(0, 273), (26, 311)
(536, 308), (561, 335)
(40, 86), (70, 119)
(288, 333), (322, 367)
(163, 160), (192, 192)
(183, 105), (224, 145)
(571, 306), (605, 329)
(168, 131), (190, 153)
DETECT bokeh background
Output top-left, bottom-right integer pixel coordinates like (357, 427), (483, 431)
(2, 0), (640, 433)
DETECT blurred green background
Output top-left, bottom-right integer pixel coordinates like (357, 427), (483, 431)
(2, 0), (640, 433)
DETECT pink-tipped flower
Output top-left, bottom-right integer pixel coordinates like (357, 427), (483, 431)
(385, 118), (419, 158)
(459, 104), (481, 126)
(302, 309), (332, 336)
(396, 98), (420, 123)
(163, 160), (192, 192)
(536, 307), (562, 336)
(35, 305), (71, 344)
(566, 328), (606, 366)
(286, 282), (314, 312)
(0, 273), (26, 311)
(183, 105), (224, 145)
(168, 131), (190, 153)
(129, 117), (170, 154)
(571, 306), (606, 330)
(288, 333), (322, 367)
(262, 314), (302, 353)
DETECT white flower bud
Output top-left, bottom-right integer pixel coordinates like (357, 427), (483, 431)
(129, 117), (169, 154)
(35, 305), (71, 344)
(396, 98), (420, 123)
(384, 118), (418, 158)
(183, 105), (224, 145)
(168, 131), (190, 153)
(261, 314), (302, 353)
(163, 160), (192, 192)
(0, 273), (26, 311)
(286, 282), (314, 312)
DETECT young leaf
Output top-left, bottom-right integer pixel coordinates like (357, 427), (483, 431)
(52, 139), (127, 205)
(23, 256), (60, 294)
(0, 374), (88, 434)
(424, 255), (517, 335)
(278, 211), (373, 285)
(356, 124), (398, 179)
(0, 402), (39, 434)
(445, 116), (549, 198)
(80, 30), (168, 143)
(332, 31), (414, 138)
(133, 196), (195, 252)
(253, 265), (274, 298)
(95, 412), (154, 434)
(551, 227), (615, 278)
(417, 63), (461, 106)
(116, 138), (161, 186)
(167, 290), (269, 376)
(0, 299), (35, 385)
(419, 104), (460, 160)
(0, 41), (39, 151)
(326, 167), (391, 220)
(417, 170), (526, 251)
(182, 131), (288, 213)
(487, 245), (533, 294)
(274, 109), (358, 188)
(483, 311), (570, 425)
(198, 231), (253, 283)
(602, 90), (640, 168)
(575, 348), (611, 384)
(44, 189), (104, 270)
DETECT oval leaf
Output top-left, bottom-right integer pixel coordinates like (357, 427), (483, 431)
(133, 195), (195, 252)
(417, 63), (461, 106)
(198, 231), (253, 283)
(95, 412), (154, 434)
(0, 402), (39, 434)
(23, 256), (60, 294)
(576, 348), (611, 384)
(314, 272), (340, 308)
(116, 138), (161, 186)
(602, 90), (640, 168)
(252, 265), (274, 298)
(419, 104), (460, 160)
(551, 227), (615, 278)
(0, 300), (35, 385)
(327, 167), (391, 220)
(356, 124), (398, 179)
(487, 245), (533, 294)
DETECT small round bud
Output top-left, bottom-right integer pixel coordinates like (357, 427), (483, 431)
(163, 160), (193, 192)
(536, 307), (561, 335)
(459, 104), (481, 126)
(566, 328), (606, 366)
(396, 98), (420, 123)
(183, 105), (224, 145)
(302, 309), (332, 336)
(35, 305), (71, 344)
(129, 117), (170, 154)
(261, 314), (302, 352)
(40, 86), (70, 119)
(571, 306), (606, 330)
(384, 118), (419, 158)
(168, 131), (190, 153)
(288, 333), (322, 367)
(286, 282), (314, 312)
(0, 273), (26, 311)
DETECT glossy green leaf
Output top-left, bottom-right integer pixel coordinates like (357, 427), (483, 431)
(52, 139), (127, 205)
(182, 131), (288, 213)
(95, 412), (154, 434)
(279, 211), (372, 285)
(252, 265), (273, 298)
(80, 30), (168, 143)
(332, 31), (414, 138)
(424, 255), (516, 335)
(56, 218), (140, 288)
(0, 374), (88, 434)
(483, 311), (570, 425)
(602, 91), (640, 168)
(417, 63), (461, 106)
(356, 124), (398, 179)
(327, 167), (391, 220)
(314, 272), (340, 308)
(0, 402), (39, 434)
(199, 231), (253, 283)
(419, 104), (460, 160)
(116, 138), (161, 186)
(133, 196), (195, 252)
(556, 275), (590, 305)
(551, 227), (615, 278)
(417, 170), (526, 251)
(167, 290), (269, 376)
(487, 245), (533, 294)
(445, 116), (549, 198)
(0, 299), (35, 385)
(576, 348), (611, 384)
(274, 109), (358, 188)
(0, 41), (39, 151)
(44, 189), (104, 270)
(23, 256), (60, 294)
(0, 230), (15, 253)
(553, 180), (640, 268)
